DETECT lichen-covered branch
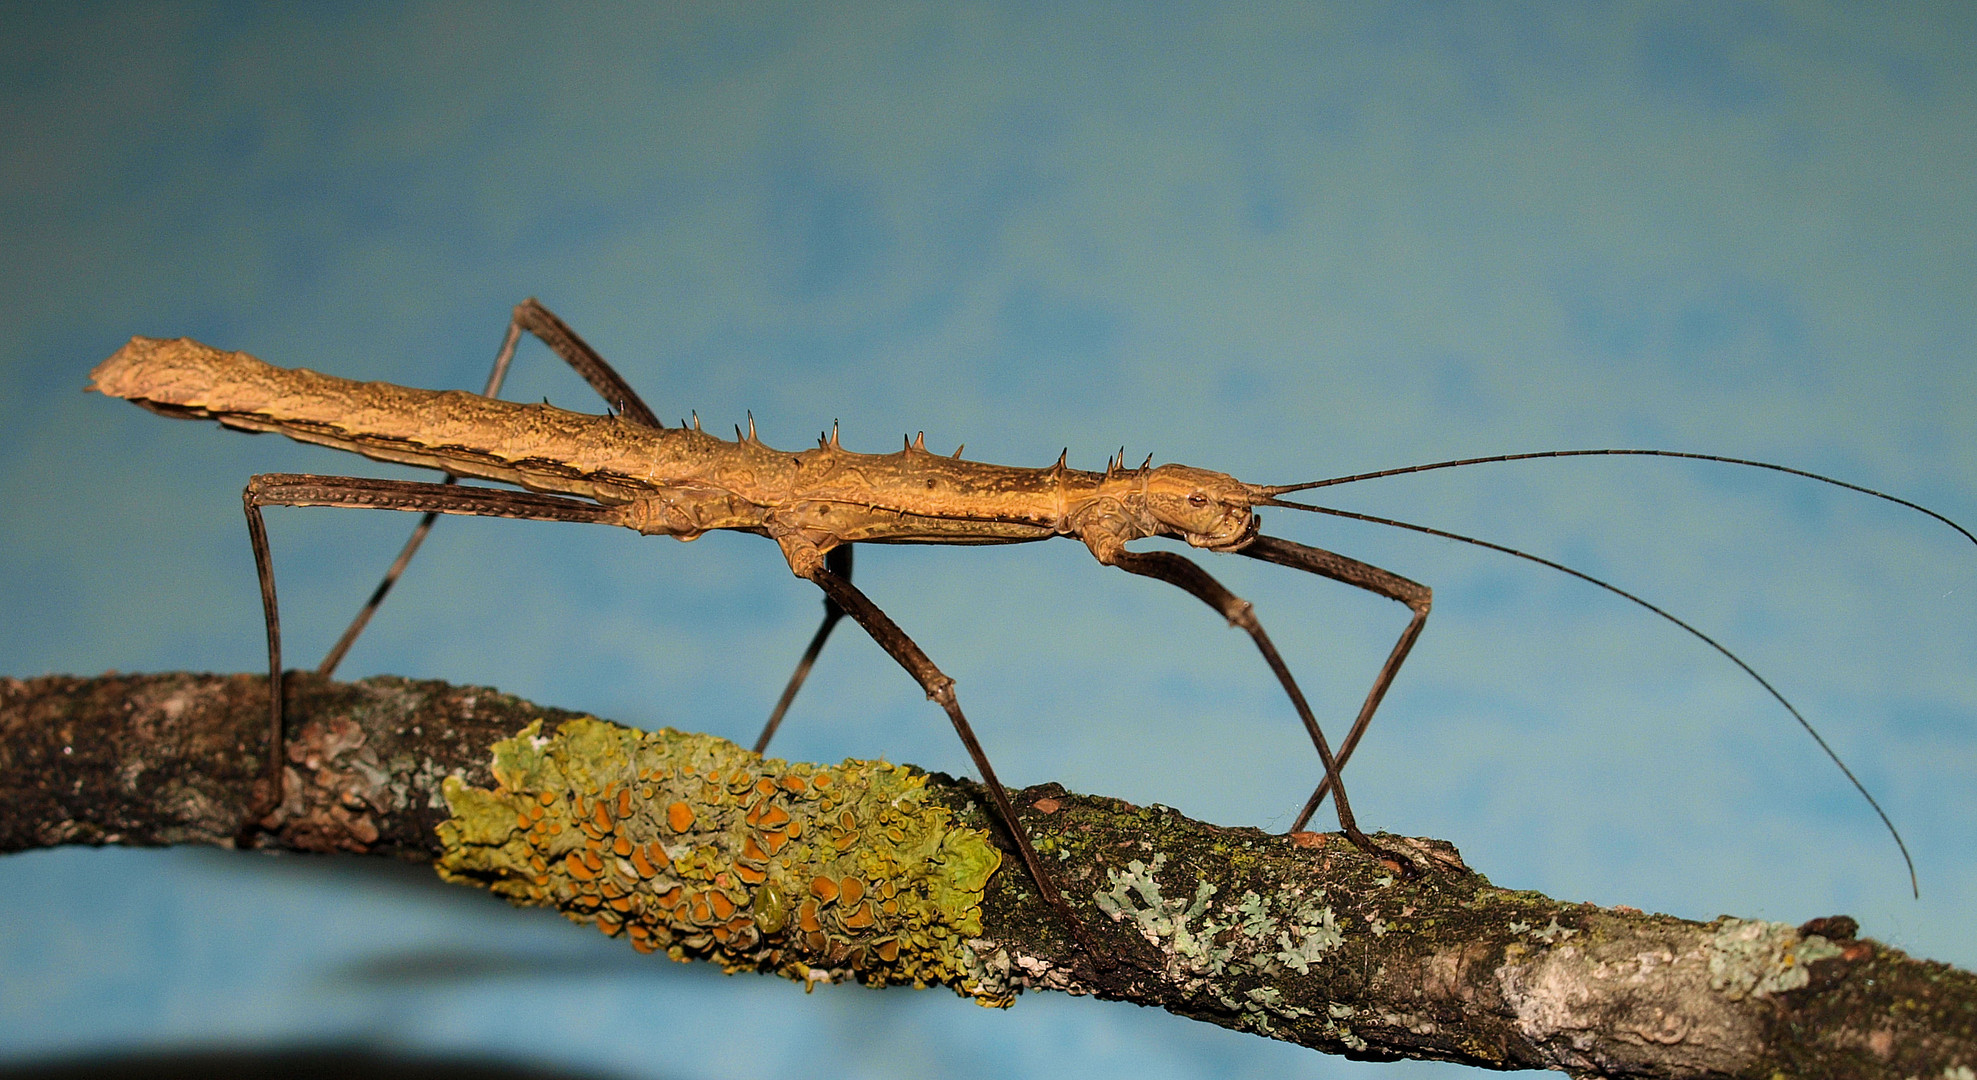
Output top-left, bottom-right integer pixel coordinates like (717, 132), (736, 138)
(3, 672), (1973, 1079)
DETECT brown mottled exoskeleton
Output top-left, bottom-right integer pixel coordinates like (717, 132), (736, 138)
(91, 299), (1957, 926)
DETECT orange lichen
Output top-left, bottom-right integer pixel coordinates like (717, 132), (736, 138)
(843, 901), (876, 929)
(708, 892), (737, 920)
(435, 717), (1007, 1003)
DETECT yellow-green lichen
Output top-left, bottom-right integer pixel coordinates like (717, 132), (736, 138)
(435, 717), (1006, 1003)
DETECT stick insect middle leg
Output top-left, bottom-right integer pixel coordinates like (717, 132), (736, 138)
(792, 547), (1100, 954)
(754, 544), (852, 754)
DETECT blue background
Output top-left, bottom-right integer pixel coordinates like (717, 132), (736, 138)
(2, 5), (1973, 1078)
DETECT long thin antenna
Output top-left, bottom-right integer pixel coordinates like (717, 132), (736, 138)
(1257, 495), (1921, 898)
(1260, 449), (1977, 550)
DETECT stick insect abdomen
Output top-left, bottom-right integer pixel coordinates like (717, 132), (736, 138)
(89, 336), (767, 511)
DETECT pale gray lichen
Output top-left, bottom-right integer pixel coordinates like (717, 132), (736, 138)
(1274, 904), (1343, 975)
(1094, 855), (1219, 962)
(1093, 854), (1348, 1037)
(1705, 917), (1841, 1001)
(1324, 1019), (1368, 1052)
(1529, 918), (1577, 945)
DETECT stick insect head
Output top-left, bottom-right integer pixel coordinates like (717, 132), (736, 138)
(1136, 464), (1260, 551)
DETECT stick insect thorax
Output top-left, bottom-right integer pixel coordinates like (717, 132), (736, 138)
(88, 336), (1265, 569)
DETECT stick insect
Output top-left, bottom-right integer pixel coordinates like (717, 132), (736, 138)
(89, 299), (1969, 935)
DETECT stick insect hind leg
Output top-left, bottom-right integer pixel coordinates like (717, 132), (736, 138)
(239, 473), (630, 838)
(319, 298), (858, 757)
(315, 298), (663, 678)
(1093, 537), (1429, 867)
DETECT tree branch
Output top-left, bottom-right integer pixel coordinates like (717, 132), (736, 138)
(3, 671), (1972, 1078)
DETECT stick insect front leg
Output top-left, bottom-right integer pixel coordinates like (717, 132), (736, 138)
(1093, 541), (1424, 866)
(1237, 534), (1432, 832)
(316, 299), (661, 678)
(240, 472), (627, 836)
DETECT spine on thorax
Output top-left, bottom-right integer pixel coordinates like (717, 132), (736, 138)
(89, 338), (1153, 566)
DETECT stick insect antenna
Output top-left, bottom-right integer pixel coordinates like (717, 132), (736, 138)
(1255, 494), (1921, 898)
(1262, 449), (1977, 551)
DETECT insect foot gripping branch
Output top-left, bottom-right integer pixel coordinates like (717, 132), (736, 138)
(434, 717), (1013, 1004)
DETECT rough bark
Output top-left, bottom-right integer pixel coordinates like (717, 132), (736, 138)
(3, 671), (1972, 1079)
